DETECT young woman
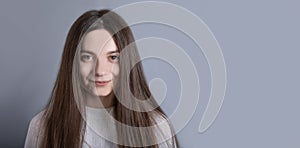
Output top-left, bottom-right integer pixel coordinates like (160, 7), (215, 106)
(25, 9), (179, 148)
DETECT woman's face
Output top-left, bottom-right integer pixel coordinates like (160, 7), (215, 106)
(80, 29), (119, 97)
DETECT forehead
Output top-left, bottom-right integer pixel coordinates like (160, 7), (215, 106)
(82, 29), (117, 54)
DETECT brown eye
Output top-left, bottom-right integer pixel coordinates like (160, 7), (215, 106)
(109, 55), (119, 62)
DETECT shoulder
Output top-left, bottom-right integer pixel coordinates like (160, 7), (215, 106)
(28, 110), (45, 132)
(24, 110), (45, 148)
(30, 110), (44, 126)
(151, 111), (172, 132)
(150, 111), (176, 147)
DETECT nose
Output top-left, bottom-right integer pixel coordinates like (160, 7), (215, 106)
(95, 55), (108, 77)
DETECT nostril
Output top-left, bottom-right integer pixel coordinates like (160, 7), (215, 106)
(95, 72), (105, 77)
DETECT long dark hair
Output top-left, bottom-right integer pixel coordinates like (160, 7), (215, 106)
(39, 9), (179, 148)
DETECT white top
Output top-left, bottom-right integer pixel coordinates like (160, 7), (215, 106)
(24, 107), (176, 148)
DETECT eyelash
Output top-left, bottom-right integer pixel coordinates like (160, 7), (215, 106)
(81, 54), (94, 62)
(109, 55), (120, 62)
(80, 54), (119, 62)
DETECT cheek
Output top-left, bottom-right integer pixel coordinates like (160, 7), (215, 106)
(80, 63), (93, 78)
(112, 64), (119, 77)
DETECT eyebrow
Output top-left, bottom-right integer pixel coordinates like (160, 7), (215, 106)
(80, 50), (119, 55)
(107, 51), (119, 54)
(80, 50), (96, 55)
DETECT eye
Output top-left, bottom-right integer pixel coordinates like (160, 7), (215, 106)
(81, 54), (94, 62)
(109, 55), (120, 62)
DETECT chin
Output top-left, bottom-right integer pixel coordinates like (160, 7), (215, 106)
(94, 89), (112, 97)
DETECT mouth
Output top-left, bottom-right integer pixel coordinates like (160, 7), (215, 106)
(93, 80), (111, 87)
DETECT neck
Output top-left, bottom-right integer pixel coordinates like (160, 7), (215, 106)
(85, 92), (115, 108)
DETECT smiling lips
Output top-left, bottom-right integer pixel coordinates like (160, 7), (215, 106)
(94, 80), (111, 86)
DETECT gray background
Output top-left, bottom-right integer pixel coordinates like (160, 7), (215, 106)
(0, 0), (299, 147)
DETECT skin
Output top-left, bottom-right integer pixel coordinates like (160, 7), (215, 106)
(80, 29), (120, 108)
